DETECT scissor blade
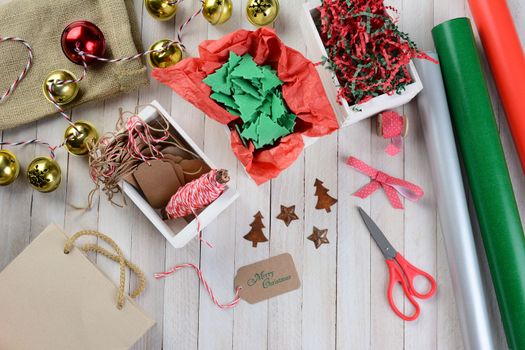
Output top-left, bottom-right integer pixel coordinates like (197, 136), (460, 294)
(358, 207), (397, 260)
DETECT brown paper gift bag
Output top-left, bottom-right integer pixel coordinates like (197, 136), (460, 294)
(0, 224), (155, 350)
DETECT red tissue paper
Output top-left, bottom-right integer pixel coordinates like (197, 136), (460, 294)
(152, 28), (339, 184)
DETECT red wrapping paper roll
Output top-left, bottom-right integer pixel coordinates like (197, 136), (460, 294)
(468, 0), (525, 173)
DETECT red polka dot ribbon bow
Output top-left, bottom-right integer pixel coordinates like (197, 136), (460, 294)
(347, 156), (424, 209)
(381, 111), (404, 156)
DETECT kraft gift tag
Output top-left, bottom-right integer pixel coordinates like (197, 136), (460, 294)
(234, 253), (300, 304)
(0, 224), (154, 350)
(181, 159), (211, 183)
(133, 160), (182, 208)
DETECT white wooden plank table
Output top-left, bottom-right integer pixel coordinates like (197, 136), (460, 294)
(1, 0), (524, 348)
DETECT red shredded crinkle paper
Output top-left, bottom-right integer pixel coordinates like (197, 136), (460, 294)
(318, 0), (437, 105)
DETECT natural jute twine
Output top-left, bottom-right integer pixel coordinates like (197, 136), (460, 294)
(63, 230), (146, 309)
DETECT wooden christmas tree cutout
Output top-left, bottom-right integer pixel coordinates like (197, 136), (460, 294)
(314, 179), (337, 212)
(244, 211), (269, 247)
(276, 205), (299, 227)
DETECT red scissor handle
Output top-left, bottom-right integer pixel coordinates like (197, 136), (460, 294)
(394, 253), (437, 300)
(386, 259), (420, 321)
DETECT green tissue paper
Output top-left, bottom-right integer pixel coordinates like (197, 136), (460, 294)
(204, 52), (296, 149)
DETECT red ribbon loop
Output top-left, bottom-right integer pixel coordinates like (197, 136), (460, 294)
(347, 156), (424, 209)
(380, 110), (404, 156)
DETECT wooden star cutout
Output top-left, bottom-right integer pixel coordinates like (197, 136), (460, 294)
(276, 205), (299, 227)
(307, 227), (329, 249)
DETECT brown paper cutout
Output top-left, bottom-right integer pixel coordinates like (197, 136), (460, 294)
(243, 211), (268, 247)
(276, 205), (299, 227)
(314, 179), (337, 212)
(133, 160), (182, 209)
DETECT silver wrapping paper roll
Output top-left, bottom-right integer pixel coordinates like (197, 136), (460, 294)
(415, 54), (495, 350)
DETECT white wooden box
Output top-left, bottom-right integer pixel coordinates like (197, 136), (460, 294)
(299, 0), (423, 127)
(122, 101), (240, 248)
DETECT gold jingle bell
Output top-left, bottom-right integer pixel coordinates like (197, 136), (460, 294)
(27, 157), (62, 193)
(64, 121), (99, 156)
(147, 39), (183, 69)
(42, 70), (79, 105)
(144, 0), (178, 21)
(202, 0), (233, 25)
(0, 150), (20, 186)
(246, 0), (280, 26)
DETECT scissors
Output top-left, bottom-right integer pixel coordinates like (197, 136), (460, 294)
(358, 207), (437, 321)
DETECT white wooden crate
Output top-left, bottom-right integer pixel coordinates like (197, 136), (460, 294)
(299, 0), (423, 127)
(122, 100), (239, 248)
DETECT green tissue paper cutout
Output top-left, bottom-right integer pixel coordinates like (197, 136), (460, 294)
(226, 107), (241, 116)
(231, 55), (264, 79)
(235, 124), (249, 148)
(234, 94), (262, 122)
(257, 114), (291, 147)
(227, 52), (243, 72)
(271, 93), (286, 121)
(232, 78), (261, 98)
(260, 96), (272, 115)
(280, 112), (297, 132)
(261, 66), (282, 92)
(203, 63), (231, 95)
(206, 51), (298, 150)
(241, 119), (260, 143)
(211, 92), (238, 109)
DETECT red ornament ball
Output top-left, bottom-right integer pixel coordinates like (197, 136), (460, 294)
(61, 20), (106, 65)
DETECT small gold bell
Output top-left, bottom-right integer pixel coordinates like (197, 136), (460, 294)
(64, 121), (99, 156)
(147, 40), (183, 68)
(202, 0), (233, 25)
(27, 157), (62, 193)
(42, 70), (79, 105)
(144, 0), (178, 21)
(246, 0), (280, 26)
(0, 150), (20, 186)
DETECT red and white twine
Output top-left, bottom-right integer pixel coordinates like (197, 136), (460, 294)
(165, 169), (227, 248)
(75, 40), (185, 63)
(125, 115), (169, 162)
(165, 169), (226, 219)
(155, 263), (242, 309)
(0, 36), (33, 103)
(0, 138), (63, 159)
(176, 7), (203, 44)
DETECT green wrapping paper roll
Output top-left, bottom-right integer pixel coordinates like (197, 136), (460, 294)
(432, 18), (525, 350)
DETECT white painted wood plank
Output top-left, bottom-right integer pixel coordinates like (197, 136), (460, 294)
(267, 2), (307, 348)
(303, 132), (338, 350)
(365, 9), (405, 350)
(161, 2), (209, 349)
(0, 123), (35, 268)
(29, 117), (68, 241)
(129, 0), (175, 347)
(336, 118), (372, 350)
(97, 97), (138, 311)
(369, 108), (404, 350)
(197, 3), (242, 349)
(268, 156), (305, 350)
(402, 1), (439, 349)
(231, 2), (272, 345)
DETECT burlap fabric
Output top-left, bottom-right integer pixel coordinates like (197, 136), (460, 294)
(0, 0), (148, 130)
